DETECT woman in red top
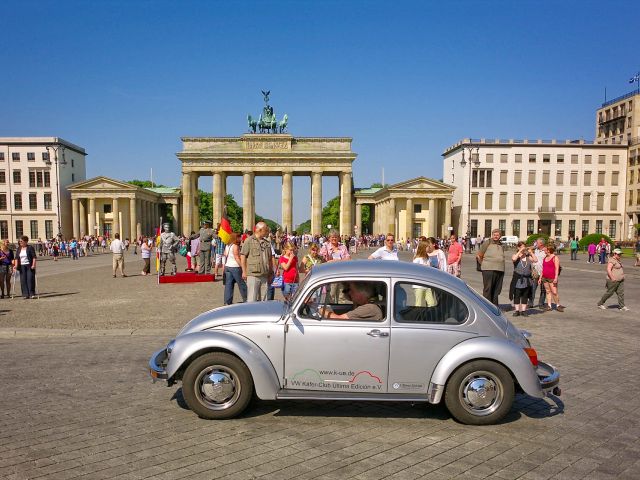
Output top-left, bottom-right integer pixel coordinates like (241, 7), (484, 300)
(279, 241), (299, 301)
(538, 245), (564, 312)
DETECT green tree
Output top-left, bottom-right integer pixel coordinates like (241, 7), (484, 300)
(127, 179), (166, 188)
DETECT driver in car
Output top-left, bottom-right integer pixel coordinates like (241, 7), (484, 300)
(320, 282), (384, 321)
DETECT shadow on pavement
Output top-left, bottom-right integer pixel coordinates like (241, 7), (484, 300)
(35, 292), (80, 299)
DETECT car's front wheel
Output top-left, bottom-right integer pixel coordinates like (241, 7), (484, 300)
(182, 352), (254, 419)
(444, 360), (514, 425)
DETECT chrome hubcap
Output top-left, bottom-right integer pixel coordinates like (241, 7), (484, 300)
(459, 371), (503, 416)
(195, 365), (240, 410)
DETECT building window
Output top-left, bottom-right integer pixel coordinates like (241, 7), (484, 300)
(556, 171), (564, 185)
(14, 193), (22, 210)
(472, 169), (492, 188)
(44, 193), (52, 210)
(543, 154), (550, 163)
(512, 220), (520, 237)
(610, 193), (618, 210)
(29, 193), (37, 210)
(500, 170), (507, 185)
(541, 193), (550, 208)
(103, 204), (112, 214)
(515, 154), (522, 163)
(557, 154), (564, 163)
(42, 152), (50, 161)
(470, 193), (478, 210)
(13, 170), (21, 184)
(556, 193), (563, 211)
(583, 171), (591, 186)
(0, 171), (4, 184)
(598, 155), (605, 164)
(514, 170), (522, 185)
(498, 219), (506, 234)
(29, 171), (36, 188)
(585, 155), (592, 164)
(470, 219), (478, 237)
(27, 152), (35, 161)
(0, 152), (4, 161)
(609, 220), (617, 238)
(597, 171), (605, 186)
(30, 220), (38, 239)
(582, 193), (590, 211)
(570, 171), (578, 185)
(529, 154), (536, 163)
(44, 171), (50, 187)
(581, 220), (589, 237)
(630, 170), (635, 184)
(528, 193), (535, 210)
(71, 173), (75, 182)
(413, 204), (422, 213)
(36, 171), (43, 187)
(15, 220), (23, 238)
(500, 154), (508, 163)
(45, 220), (53, 239)
(569, 220), (576, 237)
(71, 159), (75, 168)
(0, 194), (6, 210)
(595, 220), (603, 234)
(499, 193), (507, 210)
(613, 155), (619, 164)
(555, 220), (562, 237)
(0, 221), (7, 239)
(485, 153), (494, 163)
(571, 154), (578, 164)
(527, 220), (534, 235)
(513, 193), (521, 210)
(569, 193), (577, 211)
(596, 193), (604, 211)
(612, 172), (619, 186)
(542, 170), (550, 185)
(485, 192), (493, 210)
(528, 171), (536, 184)
(12, 152), (20, 162)
(484, 219), (492, 237)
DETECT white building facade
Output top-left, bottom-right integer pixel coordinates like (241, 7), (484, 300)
(0, 137), (87, 241)
(443, 138), (628, 241)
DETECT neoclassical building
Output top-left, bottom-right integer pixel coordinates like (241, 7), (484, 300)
(177, 134), (356, 236)
(67, 177), (180, 239)
(354, 177), (455, 239)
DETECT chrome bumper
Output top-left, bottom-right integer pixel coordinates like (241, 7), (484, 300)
(537, 361), (561, 396)
(149, 348), (169, 383)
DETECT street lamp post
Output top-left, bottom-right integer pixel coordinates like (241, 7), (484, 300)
(459, 145), (480, 252)
(45, 144), (67, 238)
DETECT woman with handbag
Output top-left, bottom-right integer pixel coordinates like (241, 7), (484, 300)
(223, 233), (247, 305)
(140, 236), (151, 275)
(15, 236), (37, 299)
(509, 242), (537, 317)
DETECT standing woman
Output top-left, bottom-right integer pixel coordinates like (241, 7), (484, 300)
(279, 241), (300, 300)
(15, 236), (37, 299)
(140, 236), (151, 275)
(539, 245), (564, 312)
(509, 242), (537, 317)
(223, 233), (247, 305)
(426, 237), (447, 272)
(0, 240), (15, 298)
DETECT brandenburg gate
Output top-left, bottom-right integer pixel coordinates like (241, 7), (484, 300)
(177, 134), (356, 235)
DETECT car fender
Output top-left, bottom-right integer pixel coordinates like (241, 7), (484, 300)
(167, 330), (281, 400)
(428, 337), (542, 403)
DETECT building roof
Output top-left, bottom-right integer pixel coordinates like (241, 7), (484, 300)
(146, 187), (180, 195)
(0, 137), (86, 155)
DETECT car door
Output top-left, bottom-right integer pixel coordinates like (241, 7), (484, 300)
(284, 279), (390, 393)
(387, 278), (477, 394)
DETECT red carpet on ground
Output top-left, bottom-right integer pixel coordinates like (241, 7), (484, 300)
(158, 272), (215, 284)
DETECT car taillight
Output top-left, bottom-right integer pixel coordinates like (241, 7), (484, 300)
(524, 347), (538, 366)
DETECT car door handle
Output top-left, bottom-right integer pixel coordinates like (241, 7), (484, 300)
(367, 329), (389, 337)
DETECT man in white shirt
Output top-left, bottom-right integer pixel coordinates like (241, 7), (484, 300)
(110, 233), (126, 278)
(368, 234), (399, 261)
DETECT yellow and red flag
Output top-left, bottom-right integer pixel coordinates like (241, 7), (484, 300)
(218, 208), (233, 244)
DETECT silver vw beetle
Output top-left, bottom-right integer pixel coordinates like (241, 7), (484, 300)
(149, 261), (560, 425)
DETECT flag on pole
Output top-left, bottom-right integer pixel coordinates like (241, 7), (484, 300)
(218, 208), (233, 244)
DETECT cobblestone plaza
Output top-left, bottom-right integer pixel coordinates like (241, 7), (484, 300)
(0, 250), (638, 479)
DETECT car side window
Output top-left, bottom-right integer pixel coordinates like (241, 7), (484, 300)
(394, 282), (468, 324)
(298, 281), (387, 321)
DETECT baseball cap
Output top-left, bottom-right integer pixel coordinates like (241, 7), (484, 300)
(613, 248), (622, 254)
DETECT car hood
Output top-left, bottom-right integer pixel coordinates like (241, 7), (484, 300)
(178, 301), (287, 336)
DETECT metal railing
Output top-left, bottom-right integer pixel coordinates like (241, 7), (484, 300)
(601, 90), (638, 108)
(538, 206), (556, 213)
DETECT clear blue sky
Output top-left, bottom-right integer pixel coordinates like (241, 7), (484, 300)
(2, 0), (639, 227)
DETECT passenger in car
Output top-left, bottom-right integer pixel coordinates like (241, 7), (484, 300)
(321, 282), (384, 321)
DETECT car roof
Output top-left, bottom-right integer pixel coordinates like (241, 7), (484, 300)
(309, 260), (466, 289)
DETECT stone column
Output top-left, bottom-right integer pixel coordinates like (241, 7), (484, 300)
(242, 172), (255, 232)
(388, 198), (396, 236)
(212, 172), (223, 227)
(171, 202), (179, 232)
(135, 200), (142, 239)
(112, 198), (120, 239)
(72, 198), (80, 239)
(355, 203), (362, 236)
(129, 197), (137, 241)
(281, 171), (293, 233)
(192, 174), (200, 231)
(444, 198), (452, 238)
(311, 172), (322, 235)
(405, 198), (413, 240)
(88, 198), (96, 237)
(339, 172), (352, 236)
(181, 172), (192, 236)
(428, 198), (436, 237)
(78, 199), (86, 238)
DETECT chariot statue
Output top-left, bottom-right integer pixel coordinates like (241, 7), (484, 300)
(247, 90), (288, 134)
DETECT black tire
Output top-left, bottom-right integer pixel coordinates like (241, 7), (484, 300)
(444, 360), (514, 425)
(182, 352), (254, 420)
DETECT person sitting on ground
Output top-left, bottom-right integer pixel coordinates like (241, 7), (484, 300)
(320, 282), (384, 321)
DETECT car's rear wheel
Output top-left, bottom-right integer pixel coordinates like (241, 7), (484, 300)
(444, 360), (514, 425)
(182, 352), (253, 419)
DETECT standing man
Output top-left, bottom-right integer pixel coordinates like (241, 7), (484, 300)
(192, 220), (214, 274)
(110, 233), (126, 278)
(597, 248), (629, 311)
(159, 223), (180, 276)
(570, 236), (579, 261)
(447, 233), (464, 277)
(368, 233), (399, 260)
(240, 222), (273, 302)
(476, 229), (505, 307)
